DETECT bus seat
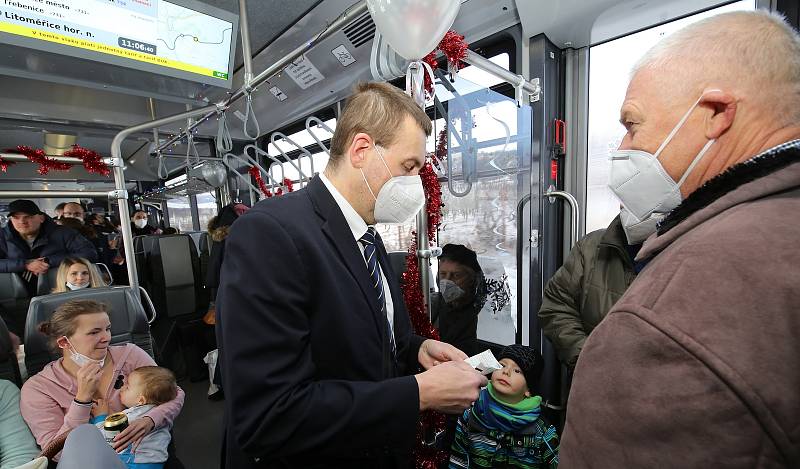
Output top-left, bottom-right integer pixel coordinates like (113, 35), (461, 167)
(0, 272), (31, 338)
(186, 232), (203, 255)
(36, 268), (59, 296)
(0, 316), (22, 387)
(197, 232), (210, 290)
(24, 287), (153, 377)
(138, 234), (209, 380)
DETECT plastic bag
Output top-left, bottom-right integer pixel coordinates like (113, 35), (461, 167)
(203, 349), (219, 396)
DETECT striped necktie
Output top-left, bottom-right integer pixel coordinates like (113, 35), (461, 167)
(359, 227), (396, 358)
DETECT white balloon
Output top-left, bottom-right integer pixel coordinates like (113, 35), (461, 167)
(366, 0), (461, 60)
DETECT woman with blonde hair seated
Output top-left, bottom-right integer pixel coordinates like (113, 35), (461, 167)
(52, 257), (104, 293)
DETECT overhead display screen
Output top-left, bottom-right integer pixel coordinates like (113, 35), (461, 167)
(0, 0), (237, 87)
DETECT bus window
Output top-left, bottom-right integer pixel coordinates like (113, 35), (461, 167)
(166, 196), (194, 233)
(585, 0), (755, 233)
(196, 192), (218, 231)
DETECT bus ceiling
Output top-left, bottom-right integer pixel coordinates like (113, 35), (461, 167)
(0, 0), (747, 184)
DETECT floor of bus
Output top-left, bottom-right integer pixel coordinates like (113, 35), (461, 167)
(173, 378), (224, 468)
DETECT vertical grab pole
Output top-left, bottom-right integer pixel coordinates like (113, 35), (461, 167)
(112, 158), (137, 291)
(408, 61), (433, 318)
(238, 0), (254, 88)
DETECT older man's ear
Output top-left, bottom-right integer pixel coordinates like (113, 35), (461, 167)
(701, 90), (737, 140)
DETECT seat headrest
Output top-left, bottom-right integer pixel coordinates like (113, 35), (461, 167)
(24, 287), (149, 370)
(0, 273), (29, 300)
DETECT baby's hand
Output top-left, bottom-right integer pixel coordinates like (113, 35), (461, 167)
(92, 398), (110, 417)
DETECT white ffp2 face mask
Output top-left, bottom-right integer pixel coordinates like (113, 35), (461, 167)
(361, 145), (425, 224)
(134, 219), (148, 229)
(608, 91), (719, 244)
(63, 337), (105, 368)
(66, 281), (89, 291)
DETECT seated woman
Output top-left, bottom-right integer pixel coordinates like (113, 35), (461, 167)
(19, 299), (185, 462)
(52, 258), (105, 293)
(0, 379), (40, 467)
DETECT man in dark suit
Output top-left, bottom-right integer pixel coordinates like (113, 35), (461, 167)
(217, 82), (486, 468)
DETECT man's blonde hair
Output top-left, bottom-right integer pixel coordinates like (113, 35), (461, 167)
(633, 10), (800, 124)
(328, 82), (432, 166)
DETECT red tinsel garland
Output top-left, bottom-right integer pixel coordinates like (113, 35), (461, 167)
(249, 166), (294, 198)
(423, 30), (469, 95)
(7, 145), (70, 175)
(0, 155), (13, 172)
(3, 145), (110, 176)
(402, 159), (447, 468)
(64, 145), (111, 177)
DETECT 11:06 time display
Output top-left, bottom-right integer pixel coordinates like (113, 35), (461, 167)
(118, 37), (157, 55)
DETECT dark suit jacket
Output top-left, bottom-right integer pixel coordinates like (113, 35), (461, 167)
(217, 176), (425, 469)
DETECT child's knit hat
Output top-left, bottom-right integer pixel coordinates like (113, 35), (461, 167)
(497, 344), (544, 391)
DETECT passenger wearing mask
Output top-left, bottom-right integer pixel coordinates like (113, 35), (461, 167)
(52, 257), (105, 293)
(20, 299), (185, 462)
(130, 210), (157, 237)
(432, 244), (486, 357)
(58, 218), (117, 267)
(0, 200), (97, 320)
(560, 11), (800, 467)
(217, 82), (485, 468)
(537, 214), (643, 371)
(61, 203), (86, 225)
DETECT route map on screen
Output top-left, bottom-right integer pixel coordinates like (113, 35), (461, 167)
(0, 0), (234, 83)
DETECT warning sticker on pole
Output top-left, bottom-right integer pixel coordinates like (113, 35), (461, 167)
(285, 56), (325, 90)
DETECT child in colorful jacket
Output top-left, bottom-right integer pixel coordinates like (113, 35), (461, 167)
(449, 344), (559, 468)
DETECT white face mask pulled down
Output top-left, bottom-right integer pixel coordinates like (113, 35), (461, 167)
(608, 91), (719, 244)
(66, 281), (89, 291)
(361, 145), (425, 224)
(63, 336), (106, 368)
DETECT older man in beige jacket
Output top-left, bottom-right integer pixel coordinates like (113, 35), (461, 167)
(560, 10), (800, 468)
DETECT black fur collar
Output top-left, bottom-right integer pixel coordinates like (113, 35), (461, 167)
(658, 139), (800, 234)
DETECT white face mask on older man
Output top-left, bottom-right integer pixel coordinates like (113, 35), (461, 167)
(608, 92), (719, 244)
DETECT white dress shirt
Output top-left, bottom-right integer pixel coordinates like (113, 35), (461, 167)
(319, 173), (395, 335)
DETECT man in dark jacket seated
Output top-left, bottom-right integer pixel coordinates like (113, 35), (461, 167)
(0, 200), (97, 332)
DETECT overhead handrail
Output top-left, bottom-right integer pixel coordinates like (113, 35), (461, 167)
(243, 144), (285, 190)
(305, 116), (334, 156)
(433, 71), (474, 197)
(216, 110), (234, 154)
(95, 263), (114, 286)
(545, 185), (580, 248)
(222, 151), (277, 196)
(269, 132), (312, 188)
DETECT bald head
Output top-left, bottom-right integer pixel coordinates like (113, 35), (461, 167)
(633, 10), (800, 125)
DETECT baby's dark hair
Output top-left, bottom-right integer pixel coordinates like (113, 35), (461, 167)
(131, 366), (177, 405)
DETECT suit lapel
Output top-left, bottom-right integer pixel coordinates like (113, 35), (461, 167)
(307, 177), (385, 337)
